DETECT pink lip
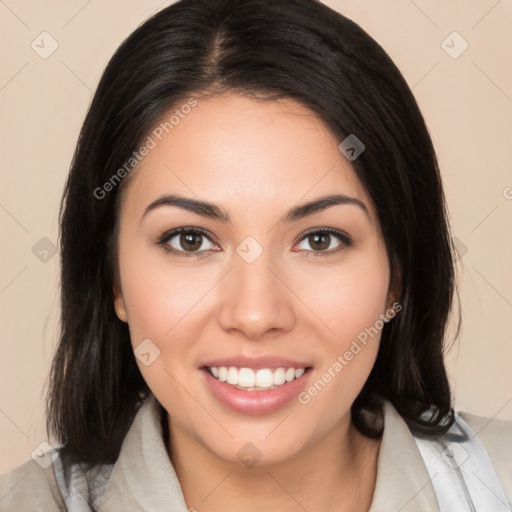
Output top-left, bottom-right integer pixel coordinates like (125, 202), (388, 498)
(201, 355), (312, 370)
(200, 367), (312, 415)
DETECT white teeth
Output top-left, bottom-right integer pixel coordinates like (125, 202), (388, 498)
(255, 369), (273, 387)
(207, 365), (307, 390)
(295, 368), (305, 378)
(273, 367), (286, 386)
(238, 368), (255, 387)
(227, 367), (238, 385)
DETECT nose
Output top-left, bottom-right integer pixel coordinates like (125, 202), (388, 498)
(217, 249), (296, 341)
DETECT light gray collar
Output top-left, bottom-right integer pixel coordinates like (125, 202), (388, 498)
(98, 393), (189, 511)
(56, 393), (445, 511)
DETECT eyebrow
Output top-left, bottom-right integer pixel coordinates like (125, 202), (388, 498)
(142, 193), (369, 223)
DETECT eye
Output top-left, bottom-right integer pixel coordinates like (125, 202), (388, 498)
(294, 228), (353, 257)
(156, 227), (219, 258)
(155, 226), (353, 259)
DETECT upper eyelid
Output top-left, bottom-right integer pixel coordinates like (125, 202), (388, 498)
(299, 226), (351, 239)
(160, 226), (217, 241)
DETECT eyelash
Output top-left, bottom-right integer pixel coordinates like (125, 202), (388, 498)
(155, 226), (353, 259)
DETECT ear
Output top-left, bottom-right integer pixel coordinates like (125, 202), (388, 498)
(113, 279), (128, 323)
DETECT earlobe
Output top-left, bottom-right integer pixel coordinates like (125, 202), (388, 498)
(113, 282), (128, 323)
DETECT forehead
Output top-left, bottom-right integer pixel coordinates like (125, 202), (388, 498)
(119, 93), (374, 224)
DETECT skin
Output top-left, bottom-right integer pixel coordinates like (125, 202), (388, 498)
(113, 93), (398, 512)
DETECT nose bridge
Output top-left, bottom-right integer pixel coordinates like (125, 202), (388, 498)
(217, 239), (295, 338)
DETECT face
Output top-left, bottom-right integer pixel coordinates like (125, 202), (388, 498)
(113, 93), (395, 466)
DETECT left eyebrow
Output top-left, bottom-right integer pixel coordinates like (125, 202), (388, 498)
(281, 194), (370, 222)
(142, 193), (369, 223)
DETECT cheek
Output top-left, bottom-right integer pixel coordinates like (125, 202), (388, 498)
(296, 248), (390, 344)
(117, 240), (210, 409)
(296, 266), (388, 417)
(118, 240), (215, 343)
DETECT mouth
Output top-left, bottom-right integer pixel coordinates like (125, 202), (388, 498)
(199, 359), (313, 415)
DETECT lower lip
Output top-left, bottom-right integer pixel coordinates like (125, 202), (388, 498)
(201, 368), (312, 415)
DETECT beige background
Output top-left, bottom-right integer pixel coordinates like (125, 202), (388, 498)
(0, 0), (511, 473)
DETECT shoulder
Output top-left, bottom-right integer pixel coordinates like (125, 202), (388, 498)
(457, 408), (512, 503)
(0, 457), (66, 511)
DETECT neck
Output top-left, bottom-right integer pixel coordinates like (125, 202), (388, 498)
(167, 414), (381, 512)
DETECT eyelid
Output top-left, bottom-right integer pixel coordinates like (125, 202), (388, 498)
(296, 226), (352, 245)
(157, 226), (219, 245)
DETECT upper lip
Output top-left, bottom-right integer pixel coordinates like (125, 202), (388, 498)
(201, 355), (313, 370)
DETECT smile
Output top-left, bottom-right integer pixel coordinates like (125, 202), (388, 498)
(200, 357), (313, 415)
(206, 366), (306, 391)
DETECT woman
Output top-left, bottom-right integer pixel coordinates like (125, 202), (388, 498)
(1, 0), (510, 510)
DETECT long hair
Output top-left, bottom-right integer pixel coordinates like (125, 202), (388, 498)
(46, 0), (458, 465)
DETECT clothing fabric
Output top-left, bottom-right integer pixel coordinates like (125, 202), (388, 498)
(412, 412), (510, 511)
(1, 393), (511, 511)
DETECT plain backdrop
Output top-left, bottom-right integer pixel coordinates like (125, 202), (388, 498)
(0, 0), (511, 473)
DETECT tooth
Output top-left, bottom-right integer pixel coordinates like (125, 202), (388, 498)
(285, 368), (295, 382)
(273, 367), (286, 386)
(227, 367), (238, 385)
(218, 367), (227, 382)
(295, 368), (305, 378)
(211, 367), (219, 378)
(238, 368), (255, 387)
(255, 368), (274, 387)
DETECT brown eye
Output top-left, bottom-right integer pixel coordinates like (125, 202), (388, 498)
(295, 228), (352, 256)
(157, 227), (218, 258)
